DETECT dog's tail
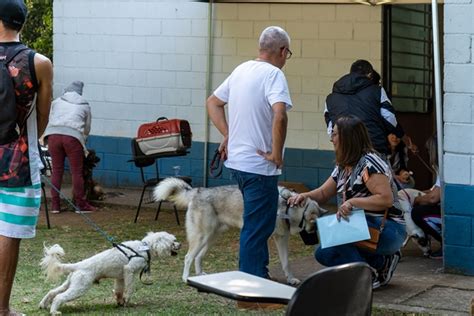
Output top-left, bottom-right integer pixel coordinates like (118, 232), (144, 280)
(40, 244), (71, 282)
(153, 177), (193, 209)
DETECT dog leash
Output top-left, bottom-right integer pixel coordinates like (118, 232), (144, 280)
(209, 149), (223, 178)
(41, 175), (117, 244)
(412, 151), (437, 175)
(41, 175), (153, 285)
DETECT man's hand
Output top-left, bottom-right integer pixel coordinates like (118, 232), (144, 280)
(218, 136), (228, 161)
(257, 150), (283, 169)
(396, 169), (412, 184)
(403, 135), (418, 154)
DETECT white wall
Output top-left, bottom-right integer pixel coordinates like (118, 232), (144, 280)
(53, 1), (383, 151)
(443, 0), (474, 185)
(53, 0), (209, 139)
(210, 3), (382, 150)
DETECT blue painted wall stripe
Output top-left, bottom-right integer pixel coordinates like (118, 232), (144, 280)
(443, 183), (474, 275)
(87, 135), (335, 190)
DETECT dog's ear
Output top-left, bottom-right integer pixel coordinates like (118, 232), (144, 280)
(278, 186), (294, 200)
(305, 200), (329, 219)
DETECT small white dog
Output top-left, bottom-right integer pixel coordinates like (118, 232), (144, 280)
(153, 177), (327, 285)
(398, 188), (430, 255)
(39, 232), (180, 315)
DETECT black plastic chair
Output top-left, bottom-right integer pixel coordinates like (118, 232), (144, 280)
(39, 143), (51, 229)
(131, 138), (191, 225)
(286, 262), (373, 316)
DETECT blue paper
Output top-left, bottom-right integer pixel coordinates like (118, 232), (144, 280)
(316, 209), (371, 249)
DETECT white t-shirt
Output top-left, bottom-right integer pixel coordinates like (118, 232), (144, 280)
(213, 60), (292, 176)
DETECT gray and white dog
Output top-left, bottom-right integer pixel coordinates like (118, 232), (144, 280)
(153, 177), (327, 285)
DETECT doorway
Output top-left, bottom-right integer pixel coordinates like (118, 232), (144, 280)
(383, 4), (442, 189)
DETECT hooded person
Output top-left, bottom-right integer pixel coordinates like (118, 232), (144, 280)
(43, 81), (96, 213)
(324, 60), (416, 157)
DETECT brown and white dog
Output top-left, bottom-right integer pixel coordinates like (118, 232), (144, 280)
(398, 188), (431, 255)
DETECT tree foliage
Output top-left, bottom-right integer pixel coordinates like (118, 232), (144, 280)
(21, 0), (53, 60)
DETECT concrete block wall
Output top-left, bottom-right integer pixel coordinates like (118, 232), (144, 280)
(443, 0), (474, 275)
(53, 1), (382, 189)
(89, 135), (335, 191)
(53, 0), (209, 140)
(211, 3), (383, 151)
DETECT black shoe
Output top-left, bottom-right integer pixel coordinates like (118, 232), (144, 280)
(379, 251), (401, 287)
(370, 268), (381, 290)
(429, 248), (443, 259)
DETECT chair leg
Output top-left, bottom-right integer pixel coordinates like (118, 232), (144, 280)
(154, 201), (163, 221)
(134, 186), (147, 223)
(173, 204), (180, 226)
(41, 183), (51, 229)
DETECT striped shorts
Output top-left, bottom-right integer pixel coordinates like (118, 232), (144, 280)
(0, 183), (42, 239)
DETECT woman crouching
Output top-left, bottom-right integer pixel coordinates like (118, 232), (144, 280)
(288, 116), (406, 289)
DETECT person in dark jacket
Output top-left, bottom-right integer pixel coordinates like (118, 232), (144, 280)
(324, 59), (416, 156)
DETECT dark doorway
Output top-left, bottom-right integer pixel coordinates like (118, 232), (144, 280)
(383, 4), (442, 190)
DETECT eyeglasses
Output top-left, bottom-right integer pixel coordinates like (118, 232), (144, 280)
(281, 47), (292, 59)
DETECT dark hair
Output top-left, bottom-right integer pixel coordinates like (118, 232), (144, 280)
(350, 59), (380, 84)
(0, 19), (22, 32)
(335, 116), (374, 167)
(350, 60), (373, 75)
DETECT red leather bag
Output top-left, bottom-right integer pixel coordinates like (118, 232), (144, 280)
(136, 117), (192, 156)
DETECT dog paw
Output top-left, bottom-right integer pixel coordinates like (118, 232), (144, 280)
(39, 300), (48, 309)
(115, 294), (125, 306)
(287, 278), (301, 286)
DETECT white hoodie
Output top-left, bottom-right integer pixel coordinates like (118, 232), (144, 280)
(43, 91), (91, 150)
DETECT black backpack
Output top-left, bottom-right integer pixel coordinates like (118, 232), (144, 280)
(0, 44), (28, 145)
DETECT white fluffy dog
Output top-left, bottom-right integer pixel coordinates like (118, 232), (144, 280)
(153, 177), (327, 285)
(39, 232), (180, 315)
(398, 188), (430, 255)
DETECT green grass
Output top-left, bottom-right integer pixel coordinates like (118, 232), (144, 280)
(10, 204), (421, 315)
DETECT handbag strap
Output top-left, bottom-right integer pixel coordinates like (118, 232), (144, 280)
(379, 209), (389, 232)
(342, 163), (389, 230)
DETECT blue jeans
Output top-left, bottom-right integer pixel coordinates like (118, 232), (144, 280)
(230, 169), (279, 278)
(315, 215), (406, 270)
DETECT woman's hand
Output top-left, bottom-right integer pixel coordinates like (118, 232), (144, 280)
(287, 193), (306, 207)
(337, 200), (353, 221)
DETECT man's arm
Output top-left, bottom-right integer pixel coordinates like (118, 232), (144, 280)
(258, 102), (288, 168)
(206, 94), (228, 158)
(34, 53), (53, 136)
(380, 87), (418, 153)
(324, 101), (333, 136)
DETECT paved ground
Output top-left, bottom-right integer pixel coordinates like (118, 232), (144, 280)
(43, 183), (474, 315)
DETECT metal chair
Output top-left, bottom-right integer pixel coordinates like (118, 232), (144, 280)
(39, 143), (52, 229)
(131, 138), (191, 225)
(286, 262), (373, 316)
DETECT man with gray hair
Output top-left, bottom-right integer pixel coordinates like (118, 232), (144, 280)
(207, 26), (293, 284)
